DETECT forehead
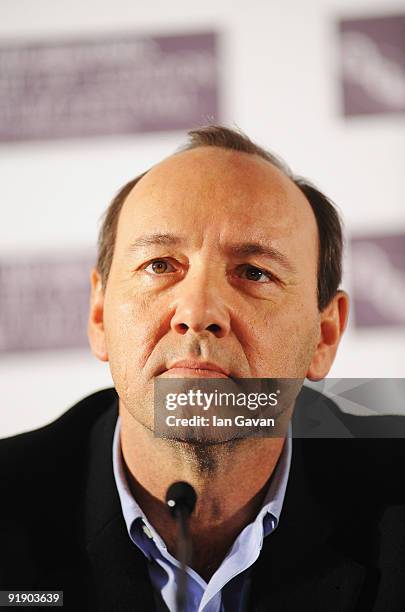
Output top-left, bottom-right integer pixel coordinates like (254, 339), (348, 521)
(115, 147), (318, 260)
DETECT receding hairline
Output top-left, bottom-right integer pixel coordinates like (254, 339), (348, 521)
(119, 144), (308, 211)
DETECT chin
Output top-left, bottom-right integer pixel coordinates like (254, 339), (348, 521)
(155, 427), (264, 446)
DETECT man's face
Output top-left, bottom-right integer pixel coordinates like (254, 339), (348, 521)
(94, 147), (322, 430)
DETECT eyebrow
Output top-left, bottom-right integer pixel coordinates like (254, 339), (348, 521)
(127, 233), (184, 252)
(224, 242), (297, 274)
(127, 233), (296, 274)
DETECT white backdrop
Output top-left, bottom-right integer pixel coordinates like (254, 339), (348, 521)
(1, 0), (404, 437)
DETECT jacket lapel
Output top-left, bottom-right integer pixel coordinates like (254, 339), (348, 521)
(247, 436), (367, 611)
(82, 398), (156, 612)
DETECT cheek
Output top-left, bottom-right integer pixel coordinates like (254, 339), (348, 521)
(104, 293), (157, 374)
(242, 301), (319, 376)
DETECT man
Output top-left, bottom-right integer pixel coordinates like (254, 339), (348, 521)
(1, 126), (404, 611)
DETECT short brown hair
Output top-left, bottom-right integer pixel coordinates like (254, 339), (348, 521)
(97, 125), (343, 311)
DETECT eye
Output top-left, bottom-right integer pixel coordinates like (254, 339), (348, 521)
(144, 259), (176, 275)
(237, 264), (273, 283)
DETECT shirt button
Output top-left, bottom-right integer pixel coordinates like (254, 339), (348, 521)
(142, 524), (153, 539)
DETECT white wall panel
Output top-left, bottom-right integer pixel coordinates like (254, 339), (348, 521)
(1, 0), (404, 435)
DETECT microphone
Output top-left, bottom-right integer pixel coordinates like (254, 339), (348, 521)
(166, 481), (197, 612)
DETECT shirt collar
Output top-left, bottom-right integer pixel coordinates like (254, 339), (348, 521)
(112, 416), (292, 539)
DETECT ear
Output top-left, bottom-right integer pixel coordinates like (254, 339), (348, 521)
(306, 290), (349, 381)
(87, 268), (108, 362)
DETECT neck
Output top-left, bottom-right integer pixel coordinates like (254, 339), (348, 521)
(119, 405), (285, 581)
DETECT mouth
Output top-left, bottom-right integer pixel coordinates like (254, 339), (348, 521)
(160, 360), (230, 379)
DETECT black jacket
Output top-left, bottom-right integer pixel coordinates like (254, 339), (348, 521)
(1, 387), (405, 611)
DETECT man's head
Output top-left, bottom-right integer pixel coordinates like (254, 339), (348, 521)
(88, 125), (349, 433)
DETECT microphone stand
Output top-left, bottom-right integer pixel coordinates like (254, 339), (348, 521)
(166, 481), (197, 612)
(174, 504), (192, 612)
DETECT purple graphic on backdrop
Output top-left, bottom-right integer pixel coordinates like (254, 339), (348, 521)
(339, 15), (405, 116)
(351, 234), (405, 327)
(0, 253), (95, 351)
(0, 32), (219, 142)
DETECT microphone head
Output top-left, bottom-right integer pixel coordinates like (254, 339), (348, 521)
(166, 481), (197, 518)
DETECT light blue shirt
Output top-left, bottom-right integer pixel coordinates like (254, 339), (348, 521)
(112, 418), (292, 612)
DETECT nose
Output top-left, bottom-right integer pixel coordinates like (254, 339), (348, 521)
(170, 270), (231, 339)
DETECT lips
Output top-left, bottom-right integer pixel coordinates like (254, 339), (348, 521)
(163, 360), (230, 378)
